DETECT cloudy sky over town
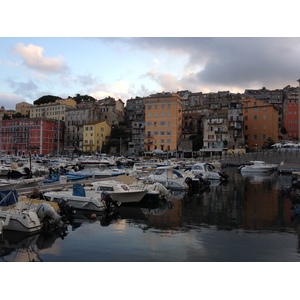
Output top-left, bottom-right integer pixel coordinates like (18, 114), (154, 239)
(1, 1), (298, 110)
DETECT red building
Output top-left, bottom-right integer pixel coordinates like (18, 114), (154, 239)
(0, 118), (63, 156)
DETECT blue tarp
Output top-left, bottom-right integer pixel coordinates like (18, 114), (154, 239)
(0, 190), (18, 206)
(72, 184), (86, 197)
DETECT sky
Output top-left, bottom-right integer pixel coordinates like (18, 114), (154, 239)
(1, 2), (299, 110)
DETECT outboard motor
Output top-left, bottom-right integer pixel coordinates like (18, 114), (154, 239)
(101, 191), (120, 210)
(57, 198), (76, 221)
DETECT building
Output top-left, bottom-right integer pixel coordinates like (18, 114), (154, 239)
(29, 97), (76, 121)
(0, 118), (62, 156)
(144, 92), (182, 153)
(64, 102), (102, 154)
(82, 121), (111, 153)
(201, 113), (229, 157)
(242, 98), (278, 150)
(15, 101), (33, 116)
(96, 97), (125, 127)
(227, 100), (245, 152)
(283, 87), (299, 140)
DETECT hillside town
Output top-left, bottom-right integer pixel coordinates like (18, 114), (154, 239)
(1, 82), (300, 159)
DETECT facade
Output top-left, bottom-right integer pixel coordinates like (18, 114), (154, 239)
(227, 101), (245, 152)
(15, 101), (33, 116)
(127, 121), (145, 155)
(283, 88), (299, 140)
(64, 102), (101, 153)
(96, 97), (125, 127)
(201, 113), (229, 156)
(83, 121), (111, 153)
(242, 98), (278, 150)
(0, 118), (62, 156)
(29, 97), (76, 121)
(144, 92), (182, 153)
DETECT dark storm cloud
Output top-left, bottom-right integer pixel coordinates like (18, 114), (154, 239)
(110, 37), (300, 90)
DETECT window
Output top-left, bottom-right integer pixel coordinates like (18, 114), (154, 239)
(253, 115), (257, 120)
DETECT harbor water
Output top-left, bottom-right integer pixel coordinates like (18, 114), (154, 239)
(1, 166), (300, 263)
(2, 166), (297, 299)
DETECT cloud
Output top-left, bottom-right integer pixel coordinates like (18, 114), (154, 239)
(7, 78), (39, 99)
(0, 92), (25, 109)
(12, 43), (67, 74)
(109, 37), (300, 92)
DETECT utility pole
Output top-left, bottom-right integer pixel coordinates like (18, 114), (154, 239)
(298, 79), (300, 142)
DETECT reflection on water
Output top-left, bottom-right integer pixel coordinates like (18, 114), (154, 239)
(1, 167), (300, 262)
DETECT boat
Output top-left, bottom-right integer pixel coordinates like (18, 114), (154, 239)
(238, 160), (279, 174)
(43, 184), (112, 212)
(186, 162), (229, 182)
(0, 190), (64, 234)
(88, 180), (148, 204)
(69, 164), (123, 178)
(140, 166), (189, 190)
(0, 176), (45, 191)
(0, 165), (10, 176)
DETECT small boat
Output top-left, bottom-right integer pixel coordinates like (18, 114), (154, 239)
(0, 176), (45, 191)
(43, 184), (111, 212)
(188, 162), (229, 181)
(140, 166), (189, 190)
(0, 190), (64, 234)
(88, 180), (148, 204)
(238, 160), (279, 174)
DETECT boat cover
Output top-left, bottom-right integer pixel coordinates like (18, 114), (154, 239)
(72, 184), (86, 197)
(0, 190), (18, 206)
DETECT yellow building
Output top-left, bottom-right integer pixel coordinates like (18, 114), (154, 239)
(83, 121), (111, 153)
(30, 97), (76, 121)
(144, 92), (182, 153)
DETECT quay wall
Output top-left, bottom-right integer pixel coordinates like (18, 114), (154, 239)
(200, 149), (300, 166)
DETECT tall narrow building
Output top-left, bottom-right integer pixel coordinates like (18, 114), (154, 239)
(144, 92), (182, 153)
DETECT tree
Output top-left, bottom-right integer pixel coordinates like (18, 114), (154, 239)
(2, 113), (11, 120)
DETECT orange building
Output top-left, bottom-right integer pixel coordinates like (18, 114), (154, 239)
(242, 98), (278, 150)
(144, 92), (182, 153)
(0, 118), (63, 156)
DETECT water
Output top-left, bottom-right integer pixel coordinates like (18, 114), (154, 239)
(1, 167), (300, 263)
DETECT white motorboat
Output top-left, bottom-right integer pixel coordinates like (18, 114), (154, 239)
(43, 184), (109, 212)
(88, 180), (148, 204)
(0, 190), (63, 234)
(187, 162), (229, 181)
(140, 166), (189, 190)
(238, 160), (279, 174)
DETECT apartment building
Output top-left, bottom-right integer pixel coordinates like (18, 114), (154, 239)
(144, 92), (182, 153)
(242, 98), (278, 150)
(0, 118), (62, 156)
(201, 113), (229, 156)
(83, 121), (111, 153)
(64, 102), (101, 154)
(29, 97), (76, 121)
